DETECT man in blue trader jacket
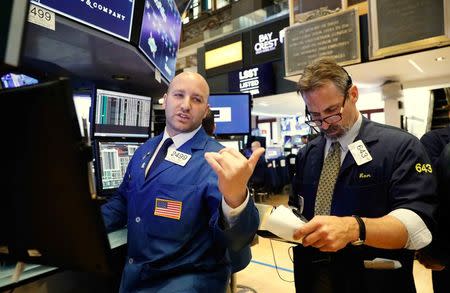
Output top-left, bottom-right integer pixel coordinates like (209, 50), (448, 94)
(102, 72), (263, 292)
(289, 58), (437, 293)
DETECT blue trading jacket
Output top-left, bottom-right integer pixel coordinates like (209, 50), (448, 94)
(290, 117), (437, 293)
(102, 128), (259, 292)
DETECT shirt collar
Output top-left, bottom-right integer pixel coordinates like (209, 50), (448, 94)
(326, 112), (362, 152)
(162, 125), (202, 149)
(338, 112), (362, 151)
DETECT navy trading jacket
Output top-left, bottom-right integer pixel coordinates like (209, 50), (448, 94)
(102, 128), (259, 293)
(289, 117), (437, 293)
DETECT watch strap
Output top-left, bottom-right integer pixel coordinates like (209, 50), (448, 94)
(351, 215), (366, 245)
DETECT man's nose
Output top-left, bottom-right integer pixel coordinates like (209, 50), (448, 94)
(321, 120), (330, 130)
(180, 97), (191, 111)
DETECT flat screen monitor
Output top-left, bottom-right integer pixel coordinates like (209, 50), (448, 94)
(1, 73), (38, 88)
(30, 0), (135, 41)
(292, 135), (303, 146)
(265, 146), (283, 160)
(94, 88), (152, 138)
(139, 0), (182, 82)
(1, 0), (28, 69)
(217, 139), (241, 151)
(208, 93), (251, 135)
(284, 135), (292, 148)
(0, 78), (113, 273)
(94, 140), (143, 196)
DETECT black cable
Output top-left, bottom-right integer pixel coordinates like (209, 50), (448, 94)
(288, 246), (294, 263)
(269, 239), (294, 283)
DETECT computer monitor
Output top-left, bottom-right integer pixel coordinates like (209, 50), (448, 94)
(217, 139), (241, 151)
(265, 146), (283, 160)
(208, 93), (251, 135)
(284, 135), (293, 148)
(1, 73), (38, 88)
(0, 78), (113, 273)
(0, 0), (28, 69)
(93, 88), (152, 138)
(94, 139), (143, 197)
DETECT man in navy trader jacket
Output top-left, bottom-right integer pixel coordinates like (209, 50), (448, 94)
(289, 58), (437, 292)
(102, 72), (263, 292)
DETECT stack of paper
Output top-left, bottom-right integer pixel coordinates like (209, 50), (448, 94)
(260, 205), (306, 244)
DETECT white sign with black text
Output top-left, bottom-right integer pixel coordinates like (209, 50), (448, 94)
(238, 68), (260, 96)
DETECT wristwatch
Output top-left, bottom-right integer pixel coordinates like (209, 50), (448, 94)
(351, 215), (366, 246)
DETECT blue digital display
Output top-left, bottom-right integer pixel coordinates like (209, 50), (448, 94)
(31, 0), (135, 41)
(208, 93), (251, 135)
(139, 0), (182, 82)
(1, 73), (38, 88)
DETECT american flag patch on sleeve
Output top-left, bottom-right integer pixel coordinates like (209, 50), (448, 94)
(154, 198), (182, 220)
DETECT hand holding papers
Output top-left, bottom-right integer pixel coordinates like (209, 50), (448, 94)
(261, 205), (307, 244)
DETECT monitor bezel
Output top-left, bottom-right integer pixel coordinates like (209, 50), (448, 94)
(216, 138), (243, 152)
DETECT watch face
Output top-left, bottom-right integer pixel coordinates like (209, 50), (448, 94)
(351, 239), (364, 246)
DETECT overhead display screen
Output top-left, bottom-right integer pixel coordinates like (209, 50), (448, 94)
(208, 93), (251, 135)
(139, 0), (182, 82)
(1, 73), (38, 88)
(228, 63), (275, 98)
(30, 0), (135, 41)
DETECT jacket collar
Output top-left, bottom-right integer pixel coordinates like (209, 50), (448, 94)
(145, 127), (210, 182)
(308, 116), (379, 174)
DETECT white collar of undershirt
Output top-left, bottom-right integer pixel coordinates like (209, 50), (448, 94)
(162, 125), (202, 149)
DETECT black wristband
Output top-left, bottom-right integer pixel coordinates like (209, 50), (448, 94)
(351, 215), (366, 245)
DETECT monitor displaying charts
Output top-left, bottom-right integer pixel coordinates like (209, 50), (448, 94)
(94, 88), (152, 138)
(95, 140), (143, 194)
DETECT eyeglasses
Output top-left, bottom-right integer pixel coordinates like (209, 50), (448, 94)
(305, 98), (346, 127)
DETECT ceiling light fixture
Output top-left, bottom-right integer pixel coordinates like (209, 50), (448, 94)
(408, 59), (424, 73)
(435, 56), (446, 62)
(112, 74), (130, 81)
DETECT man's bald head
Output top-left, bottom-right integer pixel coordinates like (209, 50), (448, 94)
(251, 141), (261, 152)
(168, 72), (210, 100)
(163, 71), (211, 136)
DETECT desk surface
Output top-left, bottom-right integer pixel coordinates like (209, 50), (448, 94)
(0, 228), (127, 289)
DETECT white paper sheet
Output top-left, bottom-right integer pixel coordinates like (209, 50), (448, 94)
(263, 205), (306, 244)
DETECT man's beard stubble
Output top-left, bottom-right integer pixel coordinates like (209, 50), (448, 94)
(322, 123), (350, 139)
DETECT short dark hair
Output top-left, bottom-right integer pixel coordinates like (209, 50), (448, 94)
(202, 109), (215, 136)
(297, 58), (352, 98)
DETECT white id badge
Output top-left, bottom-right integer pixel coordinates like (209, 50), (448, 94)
(165, 150), (191, 166)
(348, 140), (372, 166)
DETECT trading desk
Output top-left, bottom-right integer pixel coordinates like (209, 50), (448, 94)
(0, 228), (127, 290)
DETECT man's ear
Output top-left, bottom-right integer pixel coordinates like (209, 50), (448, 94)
(203, 105), (210, 119)
(162, 93), (167, 109)
(349, 85), (358, 104)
